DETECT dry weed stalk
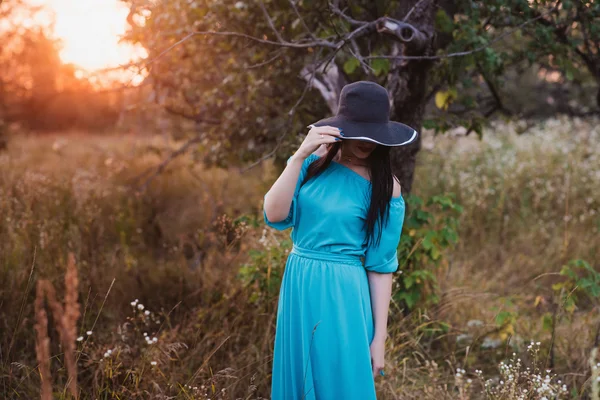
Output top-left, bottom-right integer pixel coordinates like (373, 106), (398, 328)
(34, 282), (52, 400)
(591, 347), (599, 400)
(33, 253), (81, 399)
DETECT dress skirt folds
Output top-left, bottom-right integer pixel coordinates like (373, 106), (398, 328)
(264, 154), (406, 400)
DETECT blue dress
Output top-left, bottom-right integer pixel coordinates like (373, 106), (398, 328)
(264, 153), (406, 400)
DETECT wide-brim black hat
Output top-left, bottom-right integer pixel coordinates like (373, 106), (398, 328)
(309, 81), (418, 147)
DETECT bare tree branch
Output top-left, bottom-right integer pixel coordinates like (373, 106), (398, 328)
(259, 0), (285, 43)
(403, 0), (428, 22)
(134, 134), (204, 191)
(376, 17), (430, 52)
(300, 56), (345, 114)
(350, 39), (374, 75)
(189, 30), (336, 48)
(164, 106), (221, 124)
(329, 2), (368, 27)
(244, 49), (285, 69)
(365, 6), (557, 61)
(122, 1), (559, 181)
(476, 62), (510, 116)
(86, 0), (556, 88)
(240, 49), (325, 172)
(289, 0), (317, 40)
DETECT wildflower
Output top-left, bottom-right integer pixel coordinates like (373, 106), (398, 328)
(144, 310), (150, 316)
(151, 361), (157, 366)
(86, 330), (92, 335)
(137, 304), (144, 310)
(77, 336), (84, 342)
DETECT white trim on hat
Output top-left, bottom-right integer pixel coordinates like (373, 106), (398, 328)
(307, 125), (418, 147)
(342, 129), (418, 147)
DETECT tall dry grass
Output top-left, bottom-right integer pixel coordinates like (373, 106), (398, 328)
(32, 253), (81, 398)
(0, 118), (599, 399)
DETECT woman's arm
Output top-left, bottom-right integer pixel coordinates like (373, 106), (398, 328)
(367, 178), (402, 378)
(368, 271), (393, 341)
(264, 126), (341, 223)
(367, 271), (393, 378)
(263, 155), (306, 223)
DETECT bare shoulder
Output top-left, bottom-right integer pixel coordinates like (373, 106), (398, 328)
(392, 176), (402, 198)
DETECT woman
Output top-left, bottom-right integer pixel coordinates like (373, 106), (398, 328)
(263, 81), (418, 399)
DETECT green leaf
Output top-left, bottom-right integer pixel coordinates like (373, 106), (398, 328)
(371, 58), (390, 77)
(435, 9), (454, 33)
(565, 67), (574, 81)
(495, 311), (513, 326)
(343, 57), (360, 74)
(422, 119), (437, 130)
(431, 246), (441, 260)
(542, 313), (553, 331)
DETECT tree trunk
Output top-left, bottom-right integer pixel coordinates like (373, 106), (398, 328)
(386, 0), (448, 194)
(304, 0), (455, 193)
(388, 59), (432, 194)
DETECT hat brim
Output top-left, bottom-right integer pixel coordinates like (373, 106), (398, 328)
(309, 116), (418, 147)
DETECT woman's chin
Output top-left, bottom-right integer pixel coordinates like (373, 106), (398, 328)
(354, 150), (373, 159)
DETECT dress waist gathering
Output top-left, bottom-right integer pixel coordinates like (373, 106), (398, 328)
(290, 245), (364, 267)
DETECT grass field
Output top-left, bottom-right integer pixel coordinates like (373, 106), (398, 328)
(1, 116), (599, 399)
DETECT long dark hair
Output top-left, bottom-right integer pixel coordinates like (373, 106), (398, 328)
(302, 143), (394, 247)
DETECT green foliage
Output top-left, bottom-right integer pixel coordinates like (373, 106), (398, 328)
(119, 0), (600, 166)
(237, 236), (292, 304)
(343, 57), (360, 75)
(393, 194), (463, 311)
(371, 58), (390, 77)
(2, 128), (599, 397)
(553, 259), (600, 313)
(428, 0), (600, 136)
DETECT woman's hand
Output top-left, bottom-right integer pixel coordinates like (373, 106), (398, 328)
(370, 336), (386, 379)
(293, 125), (342, 161)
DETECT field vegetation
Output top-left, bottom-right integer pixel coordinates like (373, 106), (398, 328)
(1, 116), (599, 399)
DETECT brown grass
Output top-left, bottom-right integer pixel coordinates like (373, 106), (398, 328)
(2, 117), (600, 399)
(34, 281), (52, 400)
(33, 253), (81, 399)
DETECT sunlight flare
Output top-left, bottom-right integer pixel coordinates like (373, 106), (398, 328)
(29, 0), (146, 78)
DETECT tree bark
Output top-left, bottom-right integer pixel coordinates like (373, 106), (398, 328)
(388, 59), (432, 194)
(299, 0), (456, 193)
(386, 0), (449, 194)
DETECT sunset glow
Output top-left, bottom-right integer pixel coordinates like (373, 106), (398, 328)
(30, 0), (147, 78)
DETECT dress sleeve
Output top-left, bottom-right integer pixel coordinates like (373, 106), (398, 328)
(263, 154), (317, 231)
(364, 198), (406, 273)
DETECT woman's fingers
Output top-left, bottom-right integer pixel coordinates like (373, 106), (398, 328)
(309, 125), (343, 138)
(372, 365), (383, 379)
(317, 134), (340, 144)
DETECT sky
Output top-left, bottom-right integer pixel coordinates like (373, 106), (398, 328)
(28, 0), (147, 78)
